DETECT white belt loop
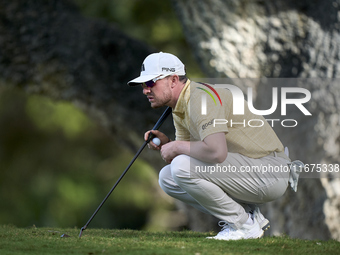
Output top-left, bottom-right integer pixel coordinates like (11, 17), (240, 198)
(274, 151), (277, 157)
(284, 146), (289, 157)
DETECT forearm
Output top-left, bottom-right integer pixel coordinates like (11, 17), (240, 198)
(173, 140), (226, 163)
(162, 133), (228, 164)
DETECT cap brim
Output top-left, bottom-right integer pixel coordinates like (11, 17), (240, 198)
(127, 74), (159, 86)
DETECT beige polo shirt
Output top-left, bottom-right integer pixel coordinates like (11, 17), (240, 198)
(172, 80), (284, 159)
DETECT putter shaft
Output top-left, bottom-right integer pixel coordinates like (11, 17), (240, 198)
(78, 107), (171, 237)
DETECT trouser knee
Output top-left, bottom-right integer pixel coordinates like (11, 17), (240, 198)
(170, 154), (191, 184)
(158, 165), (173, 195)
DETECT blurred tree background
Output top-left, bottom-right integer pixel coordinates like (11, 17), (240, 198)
(73, 0), (203, 77)
(0, 0), (199, 230)
(0, 87), (172, 230)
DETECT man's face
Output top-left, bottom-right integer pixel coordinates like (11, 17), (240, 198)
(142, 76), (172, 108)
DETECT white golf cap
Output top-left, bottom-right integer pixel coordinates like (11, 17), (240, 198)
(127, 52), (186, 86)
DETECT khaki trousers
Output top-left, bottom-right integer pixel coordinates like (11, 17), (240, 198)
(159, 152), (290, 229)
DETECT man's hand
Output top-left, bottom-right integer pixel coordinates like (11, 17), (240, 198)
(144, 130), (170, 150)
(160, 141), (186, 163)
(145, 131), (228, 164)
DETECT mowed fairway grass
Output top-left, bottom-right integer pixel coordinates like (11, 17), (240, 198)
(0, 225), (339, 255)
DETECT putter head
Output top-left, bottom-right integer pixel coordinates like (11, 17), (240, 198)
(79, 226), (86, 238)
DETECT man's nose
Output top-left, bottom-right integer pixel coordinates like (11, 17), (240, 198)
(143, 87), (151, 95)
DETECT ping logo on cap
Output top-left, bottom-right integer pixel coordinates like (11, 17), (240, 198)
(162, 67), (175, 72)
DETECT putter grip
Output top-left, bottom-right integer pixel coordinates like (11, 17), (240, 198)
(147, 106), (172, 142)
(152, 106), (172, 130)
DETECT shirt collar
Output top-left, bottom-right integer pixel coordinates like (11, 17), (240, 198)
(173, 79), (191, 115)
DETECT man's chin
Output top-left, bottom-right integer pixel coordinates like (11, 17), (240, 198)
(149, 101), (164, 108)
(150, 103), (162, 109)
(150, 99), (170, 109)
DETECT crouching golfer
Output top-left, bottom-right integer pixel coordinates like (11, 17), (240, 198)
(128, 52), (303, 241)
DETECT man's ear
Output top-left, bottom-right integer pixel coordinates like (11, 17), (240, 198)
(170, 75), (179, 88)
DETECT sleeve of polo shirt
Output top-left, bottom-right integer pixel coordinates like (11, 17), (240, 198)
(189, 87), (231, 141)
(174, 117), (191, 141)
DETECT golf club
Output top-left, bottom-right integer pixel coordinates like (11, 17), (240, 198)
(78, 106), (172, 238)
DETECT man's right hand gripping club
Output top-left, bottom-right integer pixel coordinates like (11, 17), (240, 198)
(145, 130), (174, 163)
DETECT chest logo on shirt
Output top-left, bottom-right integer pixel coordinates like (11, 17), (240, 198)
(196, 83), (223, 106)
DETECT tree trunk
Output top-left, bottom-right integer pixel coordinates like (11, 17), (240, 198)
(172, 0), (340, 240)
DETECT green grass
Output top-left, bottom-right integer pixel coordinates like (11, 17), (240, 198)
(0, 225), (339, 255)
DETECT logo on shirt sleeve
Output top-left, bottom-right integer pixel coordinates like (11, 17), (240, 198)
(202, 119), (215, 130)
